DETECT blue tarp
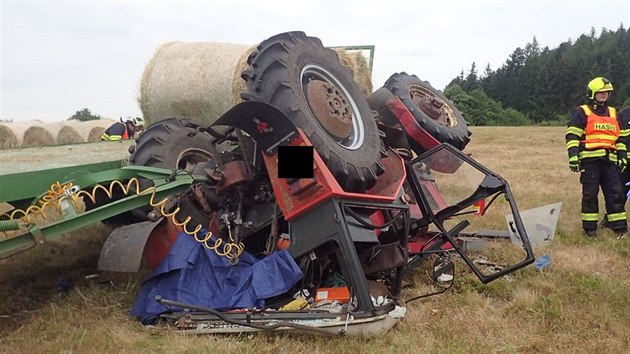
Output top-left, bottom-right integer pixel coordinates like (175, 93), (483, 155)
(131, 231), (303, 324)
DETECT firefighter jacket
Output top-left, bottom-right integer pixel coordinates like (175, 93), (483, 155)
(100, 122), (130, 141)
(619, 106), (630, 154)
(566, 104), (625, 162)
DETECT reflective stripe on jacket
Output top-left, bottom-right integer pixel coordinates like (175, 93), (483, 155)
(100, 122), (130, 141)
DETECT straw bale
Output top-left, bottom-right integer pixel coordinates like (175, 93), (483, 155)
(57, 121), (85, 144)
(332, 48), (373, 96)
(22, 125), (55, 147)
(138, 41), (253, 127)
(0, 121), (41, 150)
(73, 119), (116, 142)
(88, 127), (106, 142)
(42, 122), (65, 143)
(230, 45), (257, 105)
(0, 124), (20, 149)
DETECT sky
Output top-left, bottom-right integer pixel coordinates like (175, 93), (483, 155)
(1, 0), (629, 122)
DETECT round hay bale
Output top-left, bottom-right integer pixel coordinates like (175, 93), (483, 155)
(138, 41), (254, 127)
(57, 121), (85, 144)
(0, 121), (42, 150)
(230, 45), (258, 106)
(74, 119), (116, 142)
(0, 124), (19, 149)
(22, 125), (55, 147)
(42, 122), (65, 144)
(88, 126), (106, 142)
(333, 48), (373, 96)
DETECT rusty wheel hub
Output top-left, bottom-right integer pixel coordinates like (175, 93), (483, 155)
(409, 85), (456, 127)
(305, 80), (353, 140)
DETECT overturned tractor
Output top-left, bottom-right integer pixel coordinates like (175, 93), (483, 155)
(0, 31), (533, 336)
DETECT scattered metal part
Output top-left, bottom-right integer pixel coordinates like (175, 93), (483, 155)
(457, 236), (486, 251)
(473, 256), (506, 272)
(98, 218), (164, 273)
(191, 184), (212, 213)
(176, 314), (196, 330)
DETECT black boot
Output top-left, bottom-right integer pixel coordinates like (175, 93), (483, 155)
(584, 229), (598, 238)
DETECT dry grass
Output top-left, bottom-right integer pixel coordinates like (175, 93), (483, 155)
(1, 126), (630, 353)
(0, 141), (131, 175)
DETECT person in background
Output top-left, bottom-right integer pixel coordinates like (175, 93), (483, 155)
(619, 106), (630, 197)
(101, 116), (144, 141)
(565, 77), (627, 238)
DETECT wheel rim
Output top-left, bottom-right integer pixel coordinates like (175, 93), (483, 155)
(301, 64), (365, 150)
(409, 84), (458, 127)
(176, 148), (213, 172)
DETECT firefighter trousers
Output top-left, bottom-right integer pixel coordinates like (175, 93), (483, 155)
(621, 168), (630, 198)
(580, 158), (627, 232)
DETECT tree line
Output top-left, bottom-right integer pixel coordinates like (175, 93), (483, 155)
(445, 25), (630, 126)
(69, 108), (102, 121)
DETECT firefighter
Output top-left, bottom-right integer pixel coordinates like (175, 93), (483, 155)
(101, 116), (144, 141)
(619, 106), (630, 197)
(566, 77), (627, 238)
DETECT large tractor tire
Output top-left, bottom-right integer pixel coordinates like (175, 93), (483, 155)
(130, 117), (214, 170)
(384, 72), (471, 150)
(240, 31), (386, 192)
(86, 117), (210, 225)
(129, 117), (215, 226)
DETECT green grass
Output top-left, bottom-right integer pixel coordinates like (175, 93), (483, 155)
(1, 126), (630, 353)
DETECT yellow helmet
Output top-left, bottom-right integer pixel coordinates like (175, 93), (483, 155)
(587, 77), (613, 100)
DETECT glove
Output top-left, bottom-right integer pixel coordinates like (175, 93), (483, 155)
(569, 156), (580, 173)
(626, 182), (630, 200)
(618, 157), (628, 173)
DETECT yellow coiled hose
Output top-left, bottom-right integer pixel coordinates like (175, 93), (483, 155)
(1, 179), (244, 260)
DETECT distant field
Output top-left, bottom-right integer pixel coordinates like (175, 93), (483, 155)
(0, 140), (133, 175)
(1, 126), (629, 353)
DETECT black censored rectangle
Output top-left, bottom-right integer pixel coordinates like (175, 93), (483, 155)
(278, 146), (314, 179)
